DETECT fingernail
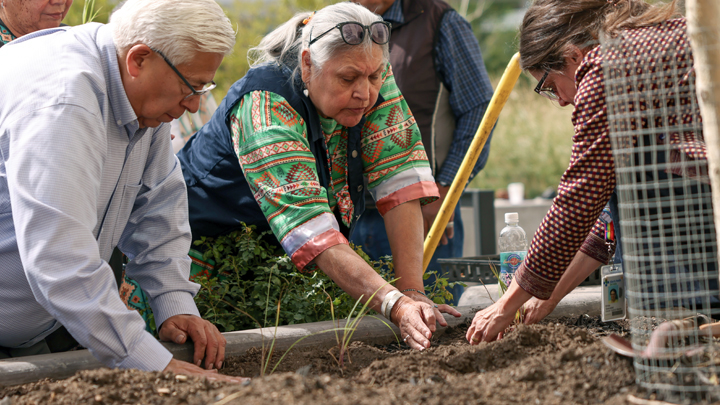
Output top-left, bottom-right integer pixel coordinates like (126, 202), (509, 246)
(216, 361), (223, 370)
(196, 360), (202, 367)
(425, 332), (431, 339)
(174, 334), (185, 344)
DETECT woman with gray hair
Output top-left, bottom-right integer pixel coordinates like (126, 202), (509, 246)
(179, 1), (461, 350)
(0, 0), (73, 47)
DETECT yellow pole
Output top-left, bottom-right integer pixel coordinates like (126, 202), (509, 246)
(422, 52), (522, 273)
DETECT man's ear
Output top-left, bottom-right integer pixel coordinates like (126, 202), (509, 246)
(300, 49), (312, 84)
(125, 44), (154, 78)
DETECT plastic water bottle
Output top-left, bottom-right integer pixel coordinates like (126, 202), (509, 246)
(498, 212), (528, 298)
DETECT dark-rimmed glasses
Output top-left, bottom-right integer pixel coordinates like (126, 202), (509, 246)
(309, 21), (391, 47)
(152, 48), (217, 99)
(534, 70), (560, 101)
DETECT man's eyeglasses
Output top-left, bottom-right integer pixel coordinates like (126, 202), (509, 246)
(534, 70), (560, 101)
(309, 21), (391, 47)
(152, 48), (216, 99)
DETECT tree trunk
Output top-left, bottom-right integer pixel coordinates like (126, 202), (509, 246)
(687, 0), (720, 267)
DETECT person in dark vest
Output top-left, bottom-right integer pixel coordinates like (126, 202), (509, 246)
(352, 0), (495, 305)
(178, 2), (461, 351)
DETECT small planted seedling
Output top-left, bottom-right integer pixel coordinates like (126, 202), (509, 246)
(485, 262), (525, 325)
(326, 280), (399, 371)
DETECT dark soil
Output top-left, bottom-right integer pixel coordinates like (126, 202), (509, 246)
(1, 316), (640, 405)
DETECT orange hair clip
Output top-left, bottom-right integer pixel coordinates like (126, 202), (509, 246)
(302, 12), (315, 25)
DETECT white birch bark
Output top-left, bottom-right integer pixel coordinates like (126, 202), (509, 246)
(686, 0), (720, 267)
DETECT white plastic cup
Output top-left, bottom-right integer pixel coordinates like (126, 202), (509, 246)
(508, 182), (524, 205)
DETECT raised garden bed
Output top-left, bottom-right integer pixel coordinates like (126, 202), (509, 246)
(0, 314), (640, 405)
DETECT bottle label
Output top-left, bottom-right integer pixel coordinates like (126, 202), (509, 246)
(499, 251), (526, 288)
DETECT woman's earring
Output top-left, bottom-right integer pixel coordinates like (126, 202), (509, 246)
(302, 82), (309, 97)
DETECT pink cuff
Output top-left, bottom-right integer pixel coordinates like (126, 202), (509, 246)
(291, 229), (349, 270)
(376, 181), (439, 216)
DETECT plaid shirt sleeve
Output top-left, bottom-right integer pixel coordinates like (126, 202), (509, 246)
(514, 48), (616, 299)
(433, 10), (494, 186)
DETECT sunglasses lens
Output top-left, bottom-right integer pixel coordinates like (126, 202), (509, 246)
(341, 23), (364, 45)
(370, 22), (389, 44)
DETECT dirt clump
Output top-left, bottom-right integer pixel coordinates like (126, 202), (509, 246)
(1, 319), (638, 404)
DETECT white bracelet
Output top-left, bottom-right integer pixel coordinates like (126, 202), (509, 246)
(381, 290), (405, 321)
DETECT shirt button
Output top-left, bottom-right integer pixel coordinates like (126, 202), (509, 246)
(351, 150), (358, 158)
(116, 120), (122, 125)
(357, 185), (363, 192)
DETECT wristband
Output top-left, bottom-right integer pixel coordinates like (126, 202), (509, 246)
(381, 290), (404, 321)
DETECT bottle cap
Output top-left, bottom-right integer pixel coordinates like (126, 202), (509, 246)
(505, 212), (519, 223)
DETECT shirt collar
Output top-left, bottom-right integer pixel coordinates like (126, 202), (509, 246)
(96, 24), (139, 135)
(0, 18), (16, 44)
(383, 0), (404, 25)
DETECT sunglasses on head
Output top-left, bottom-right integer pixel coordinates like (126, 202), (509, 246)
(534, 70), (560, 101)
(309, 21), (391, 47)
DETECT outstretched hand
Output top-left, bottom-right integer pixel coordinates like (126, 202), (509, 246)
(163, 358), (248, 383)
(159, 314), (226, 370)
(402, 290), (461, 328)
(391, 297), (437, 351)
(465, 280), (532, 344)
(523, 297), (559, 325)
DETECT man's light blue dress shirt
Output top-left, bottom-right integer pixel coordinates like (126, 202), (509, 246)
(0, 23), (200, 371)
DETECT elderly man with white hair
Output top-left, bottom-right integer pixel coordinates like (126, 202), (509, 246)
(0, 0), (242, 381)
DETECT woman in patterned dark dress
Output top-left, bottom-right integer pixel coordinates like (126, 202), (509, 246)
(178, 2), (461, 350)
(0, 0), (73, 47)
(466, 0), (700, 344)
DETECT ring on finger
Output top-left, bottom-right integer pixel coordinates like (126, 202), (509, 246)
(403, 334), (410, 343)
(471, 337), (480, 343)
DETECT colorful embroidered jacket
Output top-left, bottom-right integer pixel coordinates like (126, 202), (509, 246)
(515, 18), (705, 299)
(180, 63), (438, 270)
(0, 19), (16, 46)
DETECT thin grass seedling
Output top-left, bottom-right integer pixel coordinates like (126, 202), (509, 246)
(489, 262), (525, 324)
(270, 282), (400, 375)
(330, 279), (399, 370)
(81, 0), (101, 24)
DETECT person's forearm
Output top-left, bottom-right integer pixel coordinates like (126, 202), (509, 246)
(314, 244), (396, 313)
(383, 200), (425, 291)
(499, 279), (533, 314)
(546, 251), (602, 304)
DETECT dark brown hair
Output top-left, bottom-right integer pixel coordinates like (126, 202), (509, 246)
(519, 0), (680, 72)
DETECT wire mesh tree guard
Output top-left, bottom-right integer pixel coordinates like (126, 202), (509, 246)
(603, 18), (720, 403)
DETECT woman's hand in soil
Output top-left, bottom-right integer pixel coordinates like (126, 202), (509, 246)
(391, 296), (436, 350)
(403, 290), (461, 327)
(523, 297), (559, 325)
(159, 315), (227, 370)
(466, 281), (532, 344)
(164, 358), (249, 383)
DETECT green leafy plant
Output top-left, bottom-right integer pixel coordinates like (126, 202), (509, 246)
(192, 224), (394, 332)
(423, 270), (465, 305)
(192, 223), (456, 334)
